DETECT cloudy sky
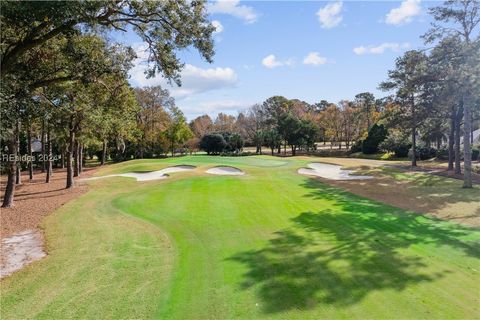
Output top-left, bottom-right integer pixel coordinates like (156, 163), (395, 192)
(115, 0), (434, 120)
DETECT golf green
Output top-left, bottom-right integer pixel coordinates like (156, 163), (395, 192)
(2, 156), (479, 319)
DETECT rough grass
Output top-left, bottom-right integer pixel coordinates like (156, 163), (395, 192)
(1, 155), (479, 319)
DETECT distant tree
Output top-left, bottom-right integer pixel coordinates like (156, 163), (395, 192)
(224, 132), (244, 154)
(380, 50), (430, 166)
(263, 129), (281, 155)
(355, 92), (376, 131)
(199, 133), (227, 155)
(362, 123), (388, 154)
(134, 86), (173, 158)
(214, 113), (236, 132)
(190, 115), (213, 138)
(164, 106), (193, 156)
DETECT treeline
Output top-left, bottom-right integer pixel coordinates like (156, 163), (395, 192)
(0, 0), (215, 207)
(187, 95), (380, 156)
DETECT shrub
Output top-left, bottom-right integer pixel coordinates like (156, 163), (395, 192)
(199, 134), (227, 155)
(379, 131), (411, 158)
(350, 140), (363, 153)
(472, 148), (479, 161)
(436, 146), (449, 160)
(362, 124), (388, 154)
(223, 132), (244, 153)
(409, 146), (437, 160)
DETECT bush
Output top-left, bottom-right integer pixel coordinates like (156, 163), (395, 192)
(472, 148), (479, 161)
(199, 134), (227, 155)
(409, 146), (437, 160)
(223, 132), (244, 153)
(362, 124), (388, 154)
(379, 131), (411, 158)
(436, 146), (449, 160)
(350, 140), (363, 153)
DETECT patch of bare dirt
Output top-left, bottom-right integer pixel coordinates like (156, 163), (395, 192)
(0, 229), (46, 278)
(0, 168), (96, 239)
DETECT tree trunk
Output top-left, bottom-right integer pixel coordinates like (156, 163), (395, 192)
(61, 149), (65, 169)
(27, 126), (33, 180)
(79, 144), (83, 174)
(454, 104), (463, 175)
(15, 128), (22, 185)
(46, 127), (52, 183)
(73, 140), (79, 177)
(463, 93), (472, 188)
(448, 107), (455, 171)
(66, 119), (75, 189)
(411, 100), (417, 167)
(41, 119), (46, 173)
(271, 148), (274, 156)
(101, 140), (107, 165)
(411, 126), (417, 167)
(2, 136), (18, 208)
(284, 141), (287, 156)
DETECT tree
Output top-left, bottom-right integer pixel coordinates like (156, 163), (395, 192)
(362, 124), (388, 154)
(224, 133), (244, 154)
(263, 129), (281, 155)
(190, 115), (213, 137)
(425, 0), (480, 187)
(214, 113), (236, 132)
(0, 0), (214, 82)
(199, 133), (227, 155)
(355, 92), (376, 131)
(164, 106), (193, 156)
(380, 50), (430, 166)
(135, 86), (173, 158)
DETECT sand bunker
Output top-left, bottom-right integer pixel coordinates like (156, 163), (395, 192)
(298, 163), (373, 180)
(1, 229), (46, 278)
(85, 165), (195, 182)
(206, 166), (245, 176)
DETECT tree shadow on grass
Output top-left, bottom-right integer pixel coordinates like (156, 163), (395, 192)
(229, 178), (480, 314)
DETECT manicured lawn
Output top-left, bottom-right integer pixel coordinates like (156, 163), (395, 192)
(2, 156), (479, 319)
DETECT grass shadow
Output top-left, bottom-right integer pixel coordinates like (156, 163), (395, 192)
(229, 178), (479, 314)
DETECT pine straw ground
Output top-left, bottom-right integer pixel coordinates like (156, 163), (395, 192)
(0, 168), (96, 239)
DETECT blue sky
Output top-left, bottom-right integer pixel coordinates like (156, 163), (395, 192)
(118, 0), (436, 120)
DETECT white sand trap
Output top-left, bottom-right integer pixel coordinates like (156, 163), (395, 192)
(1, 229), (46, 278)
(206, 166), (245, 176)
(85, 165), (195, 182)
(298, 163), (373, 180)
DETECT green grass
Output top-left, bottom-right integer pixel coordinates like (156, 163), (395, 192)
(1, 155), (479, 319)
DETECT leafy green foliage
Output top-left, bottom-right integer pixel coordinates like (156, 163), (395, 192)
(199, 133), (227, 155)
(362, 124), (388, 154)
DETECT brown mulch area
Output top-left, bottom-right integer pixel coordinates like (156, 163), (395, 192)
(432, 170), (480, 184)
(0, 167), (97, 239)
(388, 164), (480, 185)
(323, 173), (480, 228)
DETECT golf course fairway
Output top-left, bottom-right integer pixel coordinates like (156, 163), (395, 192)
(1, 156), (479, 319)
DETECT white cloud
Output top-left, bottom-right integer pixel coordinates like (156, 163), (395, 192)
(129, 44), (238, 99)
(353, 42), (411, 55)
(261, 54), (294, 69)
(211, 20), (223, 34)
(385, 0), (421, 25)
(208, 0), (259, 24)
(316, 1), (343, 29)
(303, 52), (328, 66)
(181, 99), (254, 119)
